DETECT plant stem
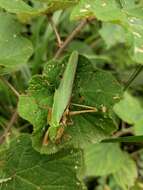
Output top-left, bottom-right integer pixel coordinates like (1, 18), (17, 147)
(0, 110), (18, 144)
(0, 77), (20, 98)
(50, 17), (63, 47)
(124, 65), (143, 91)
(113, 127), (134, 137)
(54, 19), (87, 59)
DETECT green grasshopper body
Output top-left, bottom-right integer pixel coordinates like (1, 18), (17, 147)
(44, 51), (78, 143)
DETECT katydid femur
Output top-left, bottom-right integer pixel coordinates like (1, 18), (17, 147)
(43, 51), (97, 145)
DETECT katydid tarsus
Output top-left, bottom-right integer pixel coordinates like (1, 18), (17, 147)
(43, 51), (97, 145)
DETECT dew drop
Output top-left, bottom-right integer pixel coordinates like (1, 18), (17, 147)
(76, 182), (80, 186)
(80, 9), (88, 13)
(85, 4), (91, 9)
(97, 89), (102, 92)
(135, 46), (143, 53)
(13, 34), (17, 38)
(113, 95), (120, 100)
(76, 160), (79, 164)
(102, 2), (106, 7)
(132, 32), (141, 38)
(52, 146), (56, 151)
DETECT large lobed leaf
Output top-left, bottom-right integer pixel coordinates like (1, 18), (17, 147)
(0, 135), (86, 190)
(18, 55), (122, 154)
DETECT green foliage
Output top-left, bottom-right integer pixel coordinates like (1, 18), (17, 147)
(18, 54), (121, 154)
(114, 92), (143, 135)
(71, 0), (124, 21)
(85, 143), (125, 176)
(0, 0), (78, 20)
(85, 143), (137, 190)
(1, 0), (143, 189)
(113, 153), (137, 190)
(0, 12), (33, 74)
(0, 135), (86, 190)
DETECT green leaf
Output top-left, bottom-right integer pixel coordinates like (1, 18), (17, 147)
(70, 0), (124, 21)
(0, 135), (86, 190)
(18, 55), (122, 154)
(38, 0), (79, 13)
(0, 0), (36, 14)
(0, 13), (33, 75)
(0, 0), (78, 19)
(84, 142), (137, 189)
(78, 68), (122, 110)
(114, 92), (143, 135)
(134, 118), (143, 135)
(84, 143), (125, 176)
(18, 75), (53, 131)
(71, 1), (143, 64)
(99, 23), (126, 49)
(123, 16), (143, 64)
(113, 153), (137, 190)
(131, 181), (143, 190)
(114, 92), (143, 124)
(18, 95), (48, 129)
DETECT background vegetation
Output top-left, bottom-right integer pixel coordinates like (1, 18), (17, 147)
(0, 0), (143, 189)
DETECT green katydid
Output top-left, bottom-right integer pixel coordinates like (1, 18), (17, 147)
(43, 51), (97, 145)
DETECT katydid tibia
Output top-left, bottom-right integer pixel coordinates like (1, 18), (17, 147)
(43, 51), (97, 145)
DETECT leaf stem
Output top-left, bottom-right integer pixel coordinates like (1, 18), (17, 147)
(54, 19), (87, 59)
(0, 110), (18, 144)
(124, 65), (143, 91)
(50, 17), (63, 47)
(113, 127), (134, 137)
(0, 77), (20, 98)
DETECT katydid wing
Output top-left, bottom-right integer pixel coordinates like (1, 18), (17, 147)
(47, 51), (79, 141)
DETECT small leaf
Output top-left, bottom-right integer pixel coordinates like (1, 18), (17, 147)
(84, 143), (125, 176)
(127, 17), (143, 64)
(113, 153), (137, 190)
(0, 0), (36, 14)
(114, 92), (143, 124)
(99, 23), (126, 49)
(0, 13), (33, 75)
